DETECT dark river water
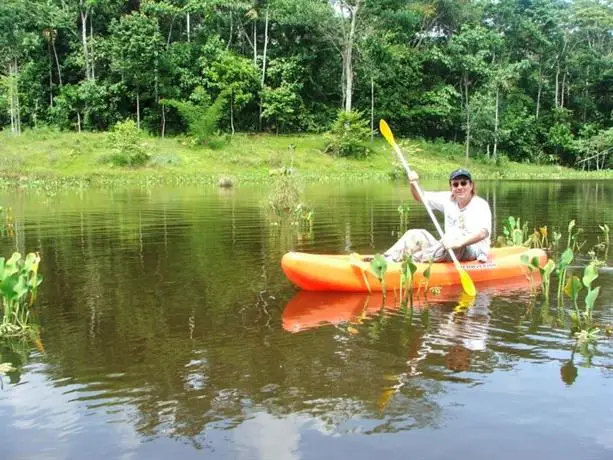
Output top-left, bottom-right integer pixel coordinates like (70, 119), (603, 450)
(0, 179), (612, 460)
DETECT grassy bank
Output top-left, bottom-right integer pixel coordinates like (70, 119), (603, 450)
(1, 129), (612, 188)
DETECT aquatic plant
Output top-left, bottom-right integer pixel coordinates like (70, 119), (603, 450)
(397, 204), (410, 233)
(592, 224), (610, 261)
(520, 253), (554, 296)
(502, 216), (529, 246)
(399, 256), (417, 309)
(509, 217), (611, 353)
(369, 254), (388, 299)
(422, 258), (434, 298)
(0, 252), (43, 338)
(564, 260), (600, 332)
(0, 207), (15, 238)
(268, 168), (301, 215)
(527, 226), (550, 249)
(291, 203), (313, 230)
(567, 220), (586, 252)
(500, 216), (562, 251)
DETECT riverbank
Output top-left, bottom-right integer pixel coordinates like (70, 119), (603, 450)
(1, 129), (611, 188)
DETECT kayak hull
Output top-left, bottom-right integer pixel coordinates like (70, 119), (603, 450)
(281, 246), (547, 292)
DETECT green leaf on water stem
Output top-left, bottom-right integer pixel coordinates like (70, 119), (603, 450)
(584, 286), (600, 312)
(512, 229), (523, 245)
(520, 254), (533, 271)
(369, 254), (388, 282)
(543, 260), (556, 278)
(564, 275), (582, 302)
(558, 248), (574, 272)
(423, 263), (432, 281)
(582, 263), (599, 289)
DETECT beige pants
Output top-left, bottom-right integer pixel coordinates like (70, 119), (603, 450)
(384, 229), (486, 263)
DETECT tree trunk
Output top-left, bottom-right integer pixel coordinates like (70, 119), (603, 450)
(161, 106), (166, 138)
(90, 11), (95, 80)
(136, 89), (140, 130)
(340, 52), (346, 109)
(370, 76), (374, 141)
(344, 48), (353, 113)
(8, 62), (17, 133)
(80, 8), (91, 80)
(230, 91), (235, 135)
(227, 12), (233, 49)
(464, 73), (470, 161)
(48, 42), (54, 108)
(583, 79), (588, 122)
(186, 12), (190, 42)
(52, 39), (62, 86)
(343, 1), (360, 113)
(536, 64), (542, 119)
(9, 61), (21, 134)
(259, 7), (269, 130)
(560, 70), (567, 108)
(554, 59), (560, 108)
(77, 111), (81, 132)
(493, 86), (499, 160)
(167, 16), (175, 48)
(253, 20), (257, 65)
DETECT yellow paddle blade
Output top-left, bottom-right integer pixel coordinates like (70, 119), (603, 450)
(459, 269), (476, 297)
(379, 119), (395, 145)
(453, 291), (477, 313)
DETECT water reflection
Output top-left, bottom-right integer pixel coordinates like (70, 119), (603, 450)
(0, 182), (612, 459)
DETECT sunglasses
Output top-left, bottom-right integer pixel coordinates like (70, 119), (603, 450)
(451, 180), (469, 188)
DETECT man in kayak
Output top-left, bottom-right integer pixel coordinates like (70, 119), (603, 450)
(384, 168), (491, 263)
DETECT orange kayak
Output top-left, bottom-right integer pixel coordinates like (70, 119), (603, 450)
(281, 246), (547, 292)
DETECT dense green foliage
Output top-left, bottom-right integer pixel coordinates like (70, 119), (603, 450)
(106, 119), (150, 166)
(162, 88), (230, 145)
(325, 110), (371, 158)
(1, 0), (612, 167)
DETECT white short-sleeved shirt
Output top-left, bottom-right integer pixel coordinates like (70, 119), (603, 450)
(425, 191), (492, 255)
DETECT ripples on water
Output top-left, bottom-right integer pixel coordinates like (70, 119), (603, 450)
(0, 182), (612, 459)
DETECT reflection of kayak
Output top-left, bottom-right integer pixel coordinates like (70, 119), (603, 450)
(282, 277), (534, 332)
(281, 246), (547, 292)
